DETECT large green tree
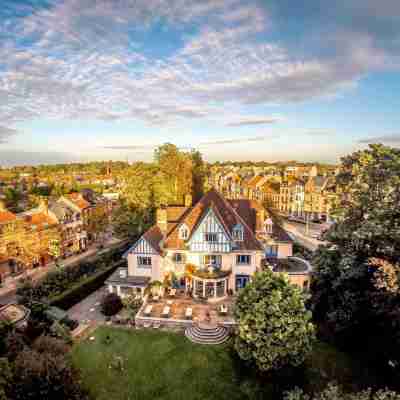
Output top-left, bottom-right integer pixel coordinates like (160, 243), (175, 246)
(311, 144), (400, 367)
(235, 270), (315, 373)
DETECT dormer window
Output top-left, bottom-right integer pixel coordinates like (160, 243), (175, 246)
(232, 224), (244, 241)
(265, 218), (273, 234)
(179, 224), (189, 240)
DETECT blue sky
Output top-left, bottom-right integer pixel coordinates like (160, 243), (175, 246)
(0, 0), (399, 165)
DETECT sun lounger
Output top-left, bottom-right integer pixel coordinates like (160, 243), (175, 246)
(161, 306), (170, 318)
(144, 305), (153, 316)
(185, 307), (193, 320)
(219, 304), (228, 315)
(143, 322), (151, 328)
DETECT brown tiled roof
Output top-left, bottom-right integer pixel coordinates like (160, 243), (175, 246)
(0, 210), (16, 224)
(66, 193), (90, 210)
(142, 225), (164, 254)
(164, 189), (263, 251)
(22, 212), (58, 230)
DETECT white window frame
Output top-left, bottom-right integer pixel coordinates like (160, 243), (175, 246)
(204, 254), (222, 267)
(173, 252), (185, 264)
(179, 224), (189, 240)
(232, 224), (244, 241)
(137, 256), (152, 267)
(236, 254), (251, 265)
(204, 233), (218, 243)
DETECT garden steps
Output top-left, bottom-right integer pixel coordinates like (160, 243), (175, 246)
(185, 323), (230, 345)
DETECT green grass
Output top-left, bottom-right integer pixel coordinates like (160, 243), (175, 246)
(71, 327), (269, 400)
(72, 327), (379, 400)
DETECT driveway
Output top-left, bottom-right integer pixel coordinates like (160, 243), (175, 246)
(67, 286), (108, 323)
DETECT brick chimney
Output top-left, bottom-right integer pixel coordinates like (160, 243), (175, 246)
(156, 206), (168, 234)
(184, 194), (192, 207)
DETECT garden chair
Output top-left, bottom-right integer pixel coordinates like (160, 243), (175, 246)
(219, 304), (228, 316)
(169, 288), (177, 297)
(161, 306), (170, 318)
(144, 305), (153, 316)
(185, 307), (193, 320)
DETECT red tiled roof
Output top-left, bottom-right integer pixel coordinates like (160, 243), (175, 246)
(66, 193), (90, 210)
(23, 211), (58, 230)
(164, 189), (263, 251)
(0, 210), (16, 224)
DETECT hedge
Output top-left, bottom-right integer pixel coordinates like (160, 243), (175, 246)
(17, 242), (131, 308)
(49, 259), (126, 310)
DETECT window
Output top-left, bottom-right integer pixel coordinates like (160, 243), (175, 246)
(172, 252), (186, 264)
(232, 224), (243, 241)
(205, 233), (218, 242)
(236, 254), (251, 265)
(137, 256), (152, 267)
(266, 245), (278, 257)
(179, 224), (189, 240)
(204, 254), (222, 266)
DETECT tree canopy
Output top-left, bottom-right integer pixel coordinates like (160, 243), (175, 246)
(234, 270), (315, 373)
(311, 144), (400, 369)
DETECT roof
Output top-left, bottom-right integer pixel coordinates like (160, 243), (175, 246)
(106, 268), (151, 287)
(142, 225), (164, 254)
(0, 210), (16, 224)
(65, 193), (90, 210)
(20, 211), (57, 229)
(270, 257), (311, 275)
(164, 189), (263, 251)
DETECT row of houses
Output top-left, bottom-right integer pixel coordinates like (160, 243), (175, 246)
(0, 191), (113, 283)
(213, 165), (338, 221)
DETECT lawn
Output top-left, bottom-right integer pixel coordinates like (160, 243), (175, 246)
(72, 327), (379, 400)
(71, 326), (269, 400)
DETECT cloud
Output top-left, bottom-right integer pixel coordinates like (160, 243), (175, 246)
(199, 135), (277, 146)
(358, 134), (400, 144)
(0, 0), (398, 132)
(0, 150), (78, 166)
(226, 117), (281, 127)
(0, 126), (19, 143)
(102, 144), (155, 150)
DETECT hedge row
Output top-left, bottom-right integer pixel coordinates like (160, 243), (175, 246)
(17, 242), (131, 308)
(49, 259), (126, 310)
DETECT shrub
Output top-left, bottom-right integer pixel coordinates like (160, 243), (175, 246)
(101, 293), (123, 316)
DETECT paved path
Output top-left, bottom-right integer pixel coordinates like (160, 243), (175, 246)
(67, 286), (107, 323)
(0, 237), (124, 304)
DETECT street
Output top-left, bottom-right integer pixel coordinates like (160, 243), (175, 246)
(282, 218), (330, 251)
(0, 236), (123, 305)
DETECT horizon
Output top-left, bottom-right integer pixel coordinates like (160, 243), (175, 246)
(1, 0), (400, 165)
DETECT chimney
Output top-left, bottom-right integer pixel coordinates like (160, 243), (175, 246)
(39, 198), (49, 214)
(256, 208), (266, 233)
(156, 207), (168, 234)
(184, 194), (192, 207)
(0, 200), (6, 212)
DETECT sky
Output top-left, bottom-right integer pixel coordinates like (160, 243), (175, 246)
(0, 0), (400, 166)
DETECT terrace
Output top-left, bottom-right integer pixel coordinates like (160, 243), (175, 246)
(135, 291), (235, 328)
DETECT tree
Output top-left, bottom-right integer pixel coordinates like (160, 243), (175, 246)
(284, 384), (400, 400)
(234, 270), (315, 373)
(311, 144), (400, 367)
(9, 337), (88, 400)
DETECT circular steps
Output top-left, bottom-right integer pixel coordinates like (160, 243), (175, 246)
(185, 323), (230, 345)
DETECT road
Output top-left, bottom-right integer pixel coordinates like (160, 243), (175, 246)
(0, 237), (124, 305)
(282, 219), (330, 251)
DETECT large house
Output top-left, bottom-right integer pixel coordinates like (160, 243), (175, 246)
(107, 189), (308, 301)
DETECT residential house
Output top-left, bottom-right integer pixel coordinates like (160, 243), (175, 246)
(304, 175), (332, 221)
(106, 189), (307, 300)
(49, 193), (89, 257)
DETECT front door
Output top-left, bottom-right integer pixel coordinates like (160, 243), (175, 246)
(235, 275), (250, 291)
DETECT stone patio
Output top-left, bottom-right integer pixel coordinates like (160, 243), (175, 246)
(139, 293), (235, 325)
